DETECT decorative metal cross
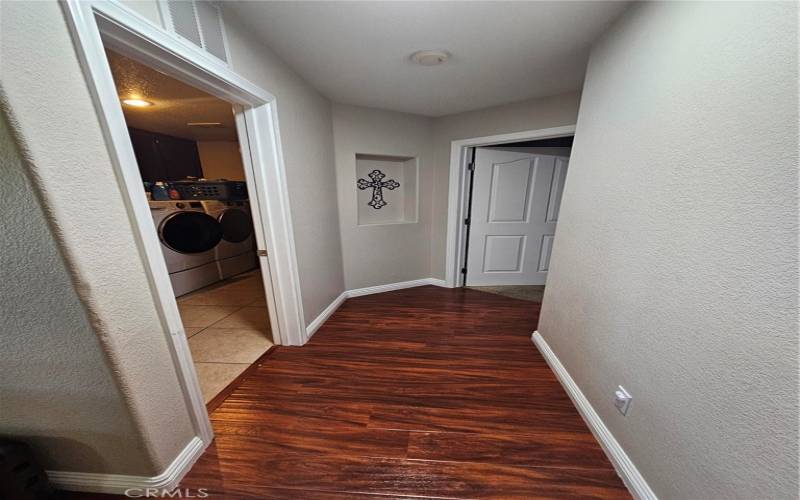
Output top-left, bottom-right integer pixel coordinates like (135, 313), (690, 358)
(357, 169), (400, 209)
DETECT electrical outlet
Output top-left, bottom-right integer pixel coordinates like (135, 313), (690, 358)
(614, 386), (632, 416)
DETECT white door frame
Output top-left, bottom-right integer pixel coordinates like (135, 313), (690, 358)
(62, 0), (307, 446)
(444, 125), (577, 288)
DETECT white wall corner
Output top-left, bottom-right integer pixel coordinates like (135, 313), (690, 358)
(306, 291), (348, 339)
(47, 435), (206, 495)
(426, 278), (450, 288)
(531, 331), (658, 500)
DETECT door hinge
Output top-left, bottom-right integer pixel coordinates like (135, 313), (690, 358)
(468, 161), (475, 171)
(464, 217), (470, 226)
(461, 267), (467, 275)
(257, 249), (268, 257)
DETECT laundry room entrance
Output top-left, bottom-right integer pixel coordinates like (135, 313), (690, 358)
(105, 48), (276, 406)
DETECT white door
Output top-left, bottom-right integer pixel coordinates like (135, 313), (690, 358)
(465, 148), (569, 286)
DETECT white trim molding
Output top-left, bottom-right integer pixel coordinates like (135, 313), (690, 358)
(427, 278), (449, 288)
(305, 291), (348, 339)
(346, 278), (444, 298)
(532, 331), (658, 500)
(306, 278), (449, 338)
(47, 436), (205, 495)
(444, 125), (577, 287)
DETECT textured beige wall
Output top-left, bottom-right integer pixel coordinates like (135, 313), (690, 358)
(430, 93), (582, 279)
(0, 110), (151, 475)
(332, 104), (434, 289)
(0, 1), (195, 475)
(538, 2), (798, 498)
(198, 141), (246, 181)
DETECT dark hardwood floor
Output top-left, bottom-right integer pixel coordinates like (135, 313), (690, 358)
(176, 286), (630, 499)
(60, 286), (628, 499)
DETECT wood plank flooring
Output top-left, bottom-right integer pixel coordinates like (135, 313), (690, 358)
(177, 286), (630, 499)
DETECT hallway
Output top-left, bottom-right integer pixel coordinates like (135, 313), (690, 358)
(179, 286), (629, 498)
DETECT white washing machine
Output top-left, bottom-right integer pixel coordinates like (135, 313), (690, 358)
(201, 200), (257, 279)
(149, 200), (223, 296)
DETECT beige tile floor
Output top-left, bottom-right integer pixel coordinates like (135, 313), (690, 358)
(177, 270), (273, 403)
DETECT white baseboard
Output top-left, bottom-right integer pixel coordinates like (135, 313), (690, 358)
(426, 278), (450, 288)
(346, 278), (441, 298)
(47, 436), (206, 495)
(305, 278), (451, 337)
(305, 291), (347, 339)
(531, 332), (657, 500)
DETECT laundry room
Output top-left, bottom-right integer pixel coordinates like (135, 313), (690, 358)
(106, 49), (275, 405)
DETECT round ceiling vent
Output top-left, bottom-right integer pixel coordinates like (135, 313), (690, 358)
(410, 50), (450, 66)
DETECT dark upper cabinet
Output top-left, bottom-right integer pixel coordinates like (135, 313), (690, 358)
(128, 128), (161, 182)
(157, 133), (203, 180)
(128, 128), (203, 182)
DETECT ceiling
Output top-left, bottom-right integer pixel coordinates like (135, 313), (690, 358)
(106, 49), (238, 141)
(225, 1), (630, 117)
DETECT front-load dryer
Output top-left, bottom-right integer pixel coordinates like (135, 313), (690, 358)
(149, 200), (222, 296)
(201, 200), (257, 279)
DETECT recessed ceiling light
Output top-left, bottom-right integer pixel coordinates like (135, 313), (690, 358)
(410, 50), (450, 66)
(122, 98), (153, 107)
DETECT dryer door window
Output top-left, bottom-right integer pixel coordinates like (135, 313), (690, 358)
(160, 211), (222, 254)
(218, 209), (253, 243)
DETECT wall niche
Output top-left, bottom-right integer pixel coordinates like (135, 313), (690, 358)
(355, 153), (418, 226)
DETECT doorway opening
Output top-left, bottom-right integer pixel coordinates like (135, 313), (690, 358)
(463, 136), (572, 303)
(64, 0), (307, 474)
(444, 125), (577, 302)
(105, 49), (276, 406)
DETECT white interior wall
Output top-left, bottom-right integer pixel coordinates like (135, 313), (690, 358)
(332, 104), (434, 290)
(538, 2), (798, 498)
(0, 1), (196, 475)
(401, 158), (419, 223)
(0, 110), (151, 475)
